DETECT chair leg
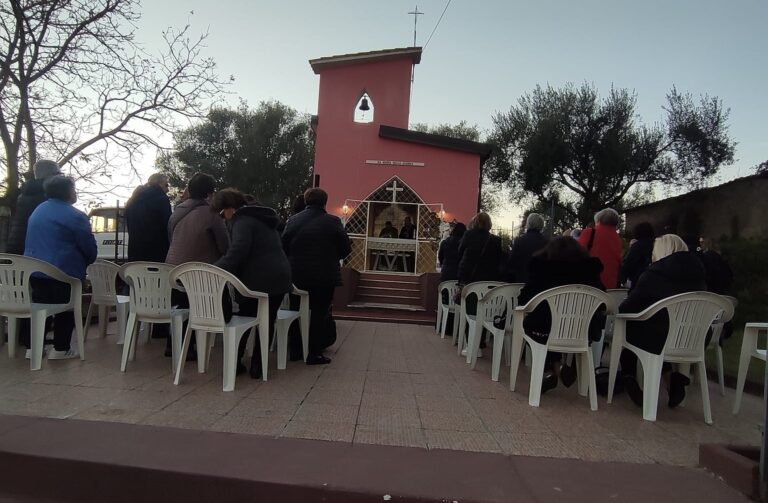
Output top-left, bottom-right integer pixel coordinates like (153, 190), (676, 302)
(73, 303), (85, 361)
(7, 317), (18, 358)
(436, 304), (442, 334)
(120, 312), (137, 372)
(174, 324), (194, 385)
(716, 345), (726, 396)
(585, 351), (598, 411)
(639, 353), (663, 422)
(116, 303), (128, 345)
(509, 332), (525, 392)
(491, 330), (505, 382)
(195, 331), (208, 373)
(440, 307), (449, 339)
(591, 335), (604, 368)
(276, 321), (289, 370)
(259, 318), (270, 381)
(97, 305), (108, 338)
(528, 342), (547, 407)
(129, 320), (142, 362)
(467, 321), (480, 367)
(222, 328), (238, 392)
(300, 312), (309, 363)
(606, 322), (625, 404)
(456, 313), (466, 355)
(29, 310), (47, 371)
(170, 314), (184, 372)
(576, 352), (587, 397)
(733, 327), (758, 414)
(83, 301), (94, 342)
(698, 361), (713, 424)
(504, 334), (512, 366)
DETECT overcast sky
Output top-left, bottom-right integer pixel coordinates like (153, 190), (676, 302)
(126, 0), (767, 226)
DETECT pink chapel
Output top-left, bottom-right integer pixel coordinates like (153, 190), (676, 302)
(308, 47), (492, 315)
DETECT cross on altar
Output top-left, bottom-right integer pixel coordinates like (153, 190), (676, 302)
(385, 180), (404, 203)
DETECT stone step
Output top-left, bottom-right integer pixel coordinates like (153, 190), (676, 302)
(358, 278), (422, 290)
(355, 293), (422, 306)
(356, 285), (421, 297)
(358, 272), (421, 284)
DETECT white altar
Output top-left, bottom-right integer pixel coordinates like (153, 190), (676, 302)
(366, 237), (417, 272)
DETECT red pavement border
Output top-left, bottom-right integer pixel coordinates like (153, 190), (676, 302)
(0, 414), (748, 503)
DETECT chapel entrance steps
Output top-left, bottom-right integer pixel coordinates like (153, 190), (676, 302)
(353, 272), (422, 307)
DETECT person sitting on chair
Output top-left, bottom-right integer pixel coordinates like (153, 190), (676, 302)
(399, 217), (416, 240)
(379, 221), (398, 238)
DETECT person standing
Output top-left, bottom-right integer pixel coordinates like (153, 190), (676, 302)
(504, 213), (549, 283)
(212, 188), (292, 379)
(125, 173), (172, 263)
(6, 160), (61, 255)
(399, 216), (416, 239)
(22, 176), (97, 359)
(578, 208), (623, 289)
(379, 221), (398, 238)
(619, 222), (655, 289)
(282, 188), (351, 365)
(438, 222), (466, 281)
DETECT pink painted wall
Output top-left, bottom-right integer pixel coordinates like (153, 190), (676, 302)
(312, 56), (481, 224)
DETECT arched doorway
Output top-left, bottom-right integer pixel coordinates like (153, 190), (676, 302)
(342, 177), (445, 274)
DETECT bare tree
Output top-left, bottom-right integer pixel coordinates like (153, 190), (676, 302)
(0, 0), (227, 206)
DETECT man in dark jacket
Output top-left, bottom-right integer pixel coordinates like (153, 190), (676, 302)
(282, 188), (351, 365)
(125, 173), (172, 262)
(6, 160), (61, 254)
(504, 213), (548, 283)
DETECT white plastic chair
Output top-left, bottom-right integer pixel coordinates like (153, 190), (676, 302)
(509, 285), (616, 410)
(119, 262), (188, 372)
(705, 295), (737, 396)
(85, 260), (129, 343)
(456, 281), (506, 356)
(590, 288), (629, 368)
(732, 322), (768, 415)
(0, 253), (85, 370)
(171, 262), (270, 392)
(436, 280), (460, 339)
(467, 283), (524, 381)
(606, 292), (733, 424)
(261, 286), (310, 367)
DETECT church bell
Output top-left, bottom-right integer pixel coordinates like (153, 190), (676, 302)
(359, 97), (370, 111)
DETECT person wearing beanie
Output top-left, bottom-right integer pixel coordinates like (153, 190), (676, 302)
(6, 160), (61, 254)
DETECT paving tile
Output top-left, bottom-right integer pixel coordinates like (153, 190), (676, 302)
(627, 438), (701, 466)
(303, 387), (362, 406)
(360, 392), (417, 409)
(282, 420), (355, 442)
(494, 432), (576, 458)
(357, 406), (421, 429)
(479, 412), (552, 434)
(141, 409), (223, 430)
(162, 391), (247, 415)
(354, 426), (427, 449)
(419, 409), (487, 432)
(293, 402), (359, 424)
(225, 398), (299, 421)
(107, 389), (183, 411)
(210, 415), (287, 436)
(558, 435), (654, 463)
(71, 405), (154, 424)
(424, 430), (501, 453)
(416, 395), (474, 413)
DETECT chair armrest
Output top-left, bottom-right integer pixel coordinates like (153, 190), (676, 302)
(291, 285), (309, 296)
(232, 282), (270, 300)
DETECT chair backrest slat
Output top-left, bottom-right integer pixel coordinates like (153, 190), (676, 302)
(438, 280), (461, 309)
(0, 254), (74, 314)
(663, 293), (730, 358)
(121, 262), (173, 319)
(87, 260), (120, 305)
(479, 283), (524, 330)
(170, 263), (249, 331)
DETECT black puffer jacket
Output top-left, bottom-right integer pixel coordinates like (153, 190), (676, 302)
(504, 229), (548, 283)
(518, 256), (605, 341)
(457, 229), (503, 284)
(215, 206), (292, 296)
(619, 238), (653, 289)
(282, 205), (352, 288)
(619, 251), (706, 354)
(438, 235), (462, 281)
(6, 179), (46, 254)
(125, 184), (172, 262)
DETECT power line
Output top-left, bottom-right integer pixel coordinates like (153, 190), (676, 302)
(423, 0), (452, 50)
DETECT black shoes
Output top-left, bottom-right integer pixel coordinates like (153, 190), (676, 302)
(668, 372), (690, 408)
(306, 354), (331, 366)
(560, 364), (577, 388)
(541, 371), (558, 394)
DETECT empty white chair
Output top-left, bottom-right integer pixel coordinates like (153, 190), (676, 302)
(436, 280), (460, 339)
(706, 295), (738, 396)
(171, 262), (270, 392)
(0, 253), (85, 370)
(119, 262), (188, 372)
(607, 292), (733, 424)
(468, 283), (524, 381)
(456, 281), (505, 356)
(590, 288), (629, 368)
(85, 260), (129, 343)
(269, 286), (310, 368)
(732, 322), (768, 415)
(510, 285), (616, 410)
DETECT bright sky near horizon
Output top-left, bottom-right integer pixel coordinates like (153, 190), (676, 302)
(123, 0), (767, 227)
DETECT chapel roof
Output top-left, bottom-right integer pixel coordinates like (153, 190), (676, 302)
(309, 47), (422, 74)
(378, 125), (494, 162)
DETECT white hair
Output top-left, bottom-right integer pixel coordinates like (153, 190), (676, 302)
(594, 208), (620, 226)
(526, 213), (545, 231)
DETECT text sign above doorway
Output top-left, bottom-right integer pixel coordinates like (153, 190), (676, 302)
(365, 160), (425, 167)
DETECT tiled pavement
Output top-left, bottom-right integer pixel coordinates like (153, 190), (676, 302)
(0, 320), (762, 466)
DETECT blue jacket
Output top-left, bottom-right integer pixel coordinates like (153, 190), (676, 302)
(24, 199), (97, 280)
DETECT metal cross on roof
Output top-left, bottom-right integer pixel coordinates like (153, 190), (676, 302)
(385, 180), (404, 203)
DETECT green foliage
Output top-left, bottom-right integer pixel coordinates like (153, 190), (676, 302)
(410, 120), (481, 142)
(486, 83), (736, 225)
(718, 237), (768, 328)
(157, 101), (313, 219)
